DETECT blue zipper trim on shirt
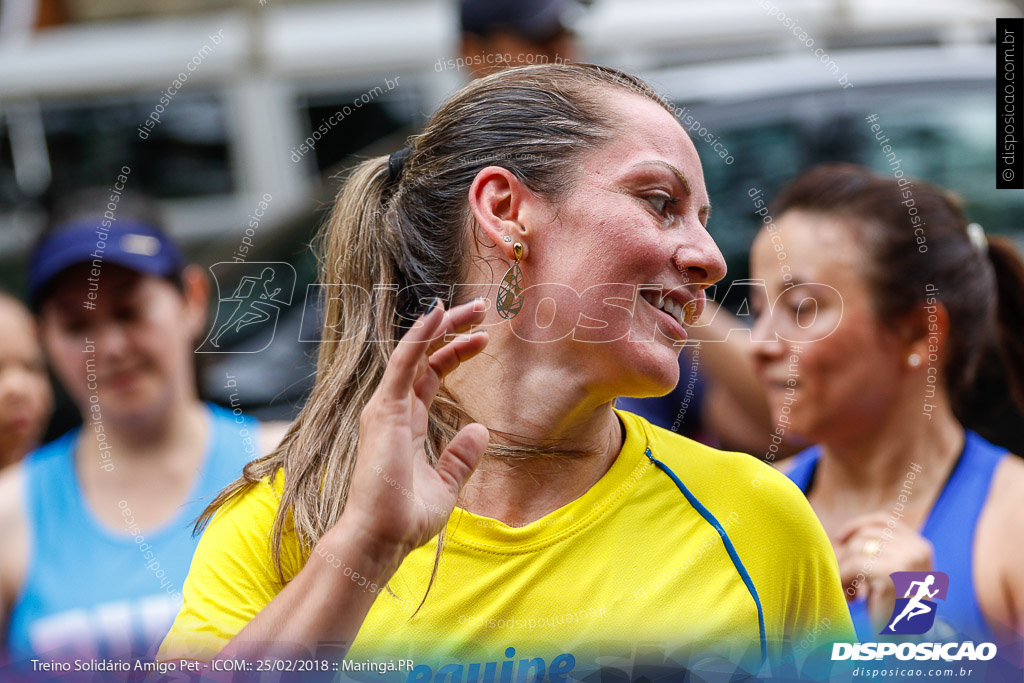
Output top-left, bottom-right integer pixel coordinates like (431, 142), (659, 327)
(644, 447), (768, 666)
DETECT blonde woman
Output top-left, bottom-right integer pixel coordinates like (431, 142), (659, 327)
(159, 64), (853, 678)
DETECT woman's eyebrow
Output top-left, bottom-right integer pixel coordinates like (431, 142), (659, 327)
(632, 160), (692, 195)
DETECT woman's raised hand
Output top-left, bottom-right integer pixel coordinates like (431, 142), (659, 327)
(835, 512), (935, 632)
(340, 298), (490, 573)
(215, 300), (490, 660)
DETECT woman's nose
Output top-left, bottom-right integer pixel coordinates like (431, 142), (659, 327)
(750, 307), (787, 360)
(673, 228), (727, 289)
(92, 322), (132, 358)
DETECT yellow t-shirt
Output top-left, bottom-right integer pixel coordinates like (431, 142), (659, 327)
(159, 410), (853, 678)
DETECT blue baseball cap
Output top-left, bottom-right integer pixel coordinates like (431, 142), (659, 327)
(28, 219), (186, 310)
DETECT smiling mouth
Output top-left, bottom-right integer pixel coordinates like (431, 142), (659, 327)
(760, 375), (799, 391)
(638, 289), (701, 329)
(102, 369), (144, 388)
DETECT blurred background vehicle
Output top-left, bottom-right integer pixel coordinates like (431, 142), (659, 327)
(1, 0), (1020, 434)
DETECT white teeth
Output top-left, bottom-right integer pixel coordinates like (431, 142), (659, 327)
(641, 290), (686, 327)
(667, 299), (682, 325)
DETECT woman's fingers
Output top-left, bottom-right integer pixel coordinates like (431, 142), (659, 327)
(424, 298), (488, 356)
(433, 423), (489, 500)
(379, 299), (489, 403)
(836, 512), (892, 544)
(411, 300), (488, 390)
(412, 331), (489, 407)
(379, 299), (447, 402)
(431, 330), (489, 375)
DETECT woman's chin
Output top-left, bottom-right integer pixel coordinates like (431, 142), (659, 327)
(769, 405), (821, 444)
(96, 386), (166, 424)
(611, 352), (681, 399)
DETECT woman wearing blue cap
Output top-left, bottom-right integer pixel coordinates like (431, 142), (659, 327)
(0, 193), (286, 665)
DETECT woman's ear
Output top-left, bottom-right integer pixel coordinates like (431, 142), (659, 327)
(903, 298), (951, 371)
(468, 166), (534, 260)
(180, 265), (211, 340)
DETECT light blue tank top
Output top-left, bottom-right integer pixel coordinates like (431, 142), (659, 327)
(786, 430), (1005, 644)
(6, 403), (258, 663)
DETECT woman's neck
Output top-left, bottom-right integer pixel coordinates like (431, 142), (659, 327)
(812, 392), (964, 525)
(75, 396), (209, 484)
(447, 338), (624, 527)
(74, 396), (210, 531)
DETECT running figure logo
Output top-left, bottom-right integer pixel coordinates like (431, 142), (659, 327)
(198, 262), (296, 353)
(881, 571), (949, 635)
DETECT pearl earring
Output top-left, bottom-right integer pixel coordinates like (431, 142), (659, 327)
(908, 353), (922, 368)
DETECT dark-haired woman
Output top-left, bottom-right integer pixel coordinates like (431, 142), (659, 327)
(159, 64), (854, 678)
(748, 164), (1024, 664)
(0, 294), (52, 469)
